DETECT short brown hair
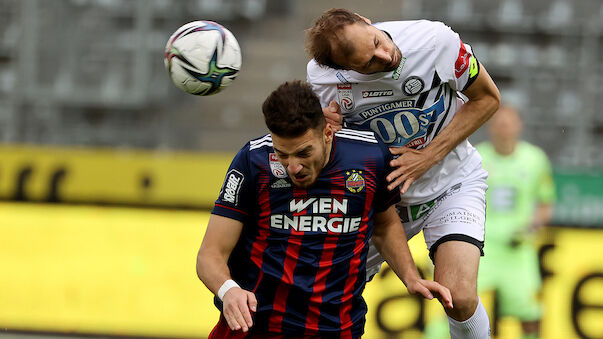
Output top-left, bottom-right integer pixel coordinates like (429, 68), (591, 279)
(262, 80), (325, 138)
(305, 8), (367, 69)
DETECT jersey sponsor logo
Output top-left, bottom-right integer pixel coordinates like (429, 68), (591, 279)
(359, 100), (415, 120)
(362, 90), (394, 98)
(336, 71), (349, 83)
(337, 83), (355, 111)
(269, 153), (288, 178)
(289, 197), (348, 213)
(270, 197), (362, 233)
(356, 95), (446, 147)
(402, 76), (424, 96)
(406, 136), (426, 148)
(270, 178), (291, 189)
(455, 40), (471, 78)
(220, 169), (244, 205)
(392, 56), (406, 80)
(345, 170), (365, 193)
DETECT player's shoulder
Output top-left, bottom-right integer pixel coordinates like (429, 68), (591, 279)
(336, 128), (390, 157)
(517, 141), (549, 161)
(475, 141), (493, 154)
(307, 59), (338, 82)
(375, 20), (449, 43)
(336, 128), (379, 144)
(375, 19), (446, 33)
(247, 133), (273, 154)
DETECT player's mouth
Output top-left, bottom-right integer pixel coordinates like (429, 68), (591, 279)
(294, 173), (308, 182)
(388, 50), (399, 70)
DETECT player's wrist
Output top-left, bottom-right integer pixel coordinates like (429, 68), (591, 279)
(218, 279), (240, 301)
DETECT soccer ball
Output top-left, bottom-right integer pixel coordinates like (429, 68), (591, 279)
(164, 21), (242, 96)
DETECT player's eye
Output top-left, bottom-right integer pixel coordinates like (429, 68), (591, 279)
(297, 151), (311, 158)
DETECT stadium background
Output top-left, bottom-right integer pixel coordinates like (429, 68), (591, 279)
(0, 0), (602, 338)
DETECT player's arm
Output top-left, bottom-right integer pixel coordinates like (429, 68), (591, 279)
(196, 214), (257, 332)
(371, 205), (453, 308)
(387, 64), (500, 192)
(531, 203), (553, 232)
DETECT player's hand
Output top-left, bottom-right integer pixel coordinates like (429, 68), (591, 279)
(222, 287), (257, 332)
(406, 279), (454, 309)
(386, 146), (437, 193)
(323, 100), (343, 132)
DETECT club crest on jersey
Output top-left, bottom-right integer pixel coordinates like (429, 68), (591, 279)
(269, 153), (288, 178)
(402, 76), (424, 96)
(337, 83), (355, 111)
(345, 170), (365, 193)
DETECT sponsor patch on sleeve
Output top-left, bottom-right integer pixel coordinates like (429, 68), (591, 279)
(462, 54), (480, 91)
(454, 40), (471, 79)
(219, 169), (244, 206)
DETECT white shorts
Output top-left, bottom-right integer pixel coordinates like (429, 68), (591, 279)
(366, 168), (488, 279)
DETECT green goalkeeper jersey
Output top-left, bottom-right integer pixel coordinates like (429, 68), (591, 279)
(476, 141), (556, 248)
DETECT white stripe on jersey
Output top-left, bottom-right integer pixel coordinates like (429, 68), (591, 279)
(336, 128), (379, 143)
(250, 134), (273, 150)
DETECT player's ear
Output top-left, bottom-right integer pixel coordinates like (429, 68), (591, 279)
(355, 13), (371, 24)
(323, 123), (334, 143)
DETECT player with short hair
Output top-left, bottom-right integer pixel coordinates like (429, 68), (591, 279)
(196, 80), (452, 338)
(306, 8), (501, 338)
(476, 105), (555, 339)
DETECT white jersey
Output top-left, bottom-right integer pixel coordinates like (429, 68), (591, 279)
(308, 20), (483, 205)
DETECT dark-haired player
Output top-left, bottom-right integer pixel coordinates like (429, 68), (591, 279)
(196, 80), (452, 338)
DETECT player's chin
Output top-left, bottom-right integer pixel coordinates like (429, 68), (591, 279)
(291, 175), (315, 188)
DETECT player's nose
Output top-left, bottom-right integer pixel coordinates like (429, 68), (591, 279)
(375, 48), (392, 64)
(287, 160), (302, 175)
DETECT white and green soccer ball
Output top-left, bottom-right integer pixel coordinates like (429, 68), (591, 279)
(164, 21), (242, 96)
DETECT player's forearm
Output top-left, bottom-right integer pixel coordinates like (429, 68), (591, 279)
(372, 224), (421, 286)
(424, 95), (499, 163)
(424, 65), (500, 163)
(196, 248), (234, 296)
(531, 204), (554, 231)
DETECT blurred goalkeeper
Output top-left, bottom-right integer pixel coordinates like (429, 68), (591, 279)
(476, 105), (556, 339)
(196, 81), (452, 338)
(306, 8), (500, 338)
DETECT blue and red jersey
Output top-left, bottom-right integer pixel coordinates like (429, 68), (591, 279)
(211, 128), (400, 338)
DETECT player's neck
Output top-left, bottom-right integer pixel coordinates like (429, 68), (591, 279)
(322, 139), (333, 168)
(494, 141), (516, 156)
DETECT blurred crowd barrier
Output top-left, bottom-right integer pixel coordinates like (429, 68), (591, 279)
(0, 145), (601, 227)
(1, 205), (602, 339)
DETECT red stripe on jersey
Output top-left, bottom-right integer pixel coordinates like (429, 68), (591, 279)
(268, 188), (306, 333)
(214, 203), (249, 215)
(250, 174), (271, 274)
(339, 161), (376, 335)
(305, 176), (345, 333)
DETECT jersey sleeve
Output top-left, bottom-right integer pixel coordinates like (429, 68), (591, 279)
(211, 143), (254, 222)
(373, 142), (402, 212)
(307, 60), (338, 109)
(433, 23), (480, 92)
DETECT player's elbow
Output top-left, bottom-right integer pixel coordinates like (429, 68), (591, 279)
(486, 90), (501, 116)
(196, 245), (210, 282)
